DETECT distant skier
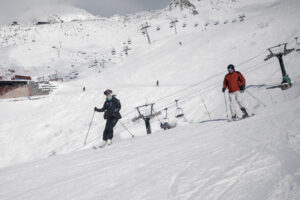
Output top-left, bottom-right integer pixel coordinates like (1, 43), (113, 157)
(83, 87), (86, 92)
(222, 64), (249, 120)
(94, 89), (121, 147)
(156, 80), (159, 87)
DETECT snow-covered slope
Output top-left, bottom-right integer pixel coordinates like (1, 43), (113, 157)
(1, 89), (300, 200)
(0, 0), (300, 199)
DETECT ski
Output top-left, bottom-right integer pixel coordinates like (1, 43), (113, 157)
(266, 83), (291, 90)
(228, 113), (255, 122)
(93, 142), (113, 149)
(93, 144), (106, 149)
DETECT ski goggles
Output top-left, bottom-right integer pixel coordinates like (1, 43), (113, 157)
(227, 67), (233, 72)
(104, 90), (112, 95)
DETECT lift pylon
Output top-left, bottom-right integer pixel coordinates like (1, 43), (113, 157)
(264, 43), (294, 90)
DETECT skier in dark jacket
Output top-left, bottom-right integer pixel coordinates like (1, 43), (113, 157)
(94, 89), (121, 147)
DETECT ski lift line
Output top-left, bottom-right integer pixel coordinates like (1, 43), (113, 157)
(150, 58), (269, 111)
(119, 57), (269, 120)
(120, 52), (268, 119)
(284, 32), (299, 43)
(142, 53), (265, 104)
(172, 61), (279, 107)
(236, 54), (264, 66)
(121, 69), (245, 118)
(144, 58), (276, 116)
(165, 58), (268, 102)
(244, 59), (276, 74)
(153, 83), (220, 116)
(284, 50), (299, 65)
(123, 82), (219, 123)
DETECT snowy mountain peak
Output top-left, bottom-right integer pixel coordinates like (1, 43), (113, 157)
(168, 0), (199, 15)
(20, 5), (96, 24)
(168, 0), (241, 15)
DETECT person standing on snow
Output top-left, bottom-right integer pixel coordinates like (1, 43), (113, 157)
(222, 64), (249, 120)
(94, 89), (121, 147)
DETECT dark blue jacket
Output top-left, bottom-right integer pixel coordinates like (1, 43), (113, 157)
(95, 96), (122, 119)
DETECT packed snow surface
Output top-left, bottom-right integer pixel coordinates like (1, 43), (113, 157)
(0, 0), (300, 199)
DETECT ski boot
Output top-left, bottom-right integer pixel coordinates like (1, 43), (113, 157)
(232, 114), (238, 121)
(241, 107), (249, 119)
(107, 139), (112, 146)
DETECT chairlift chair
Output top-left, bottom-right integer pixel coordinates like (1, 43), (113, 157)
(175, 99), (184, 118)
(160, 108), (171, 130)
(175, 109), (184, 118)
(162, 108), (169, 122)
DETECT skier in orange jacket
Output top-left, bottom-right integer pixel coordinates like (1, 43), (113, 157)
(222, 64), (249, 120)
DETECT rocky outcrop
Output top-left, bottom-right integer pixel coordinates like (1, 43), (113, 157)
(169, 0), (199, 15)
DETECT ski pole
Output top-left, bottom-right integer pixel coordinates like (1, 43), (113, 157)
(223, 92), (229, 120)
(119, 121), (135, 138)
(83, 111), (96, 146)
(245, 90), (267, 107)
(200, 94), (211, 119)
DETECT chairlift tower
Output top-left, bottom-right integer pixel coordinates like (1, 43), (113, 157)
(100, 59), (106, 68)
(136, 103), (155, 134)
(264, 43), (294, 90)
(123, 46), (130, 56)
(170, 19), (179, 34)
(140, 23), (151, 45)
(111, 48), (116, 55)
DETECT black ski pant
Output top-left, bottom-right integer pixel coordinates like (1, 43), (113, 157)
(103, 117), (118, 141)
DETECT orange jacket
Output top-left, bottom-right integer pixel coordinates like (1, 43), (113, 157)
(223, 71), (246, 93)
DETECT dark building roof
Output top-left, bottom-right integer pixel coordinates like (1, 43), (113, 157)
(36, 22), (50, 25)
(0, 80), (30, 86)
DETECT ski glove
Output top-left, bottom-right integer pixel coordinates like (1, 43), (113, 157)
(222, 88), (226, 93)
(240, 85), (245, 92)
(94, 107), (98, 112)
